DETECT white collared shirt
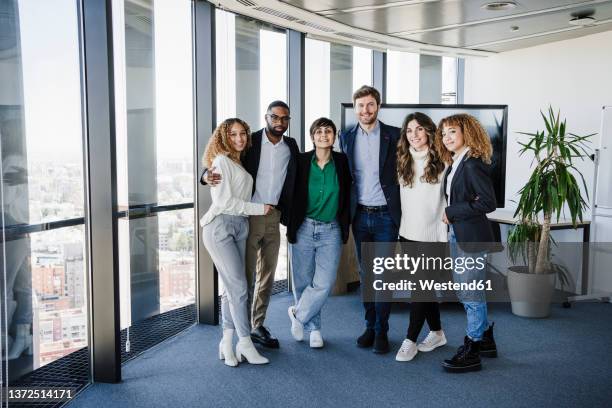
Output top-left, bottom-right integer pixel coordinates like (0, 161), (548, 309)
(446, 147), (470, 205)
(251, 129), (291, 205)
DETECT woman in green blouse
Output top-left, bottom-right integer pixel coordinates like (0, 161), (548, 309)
(287, 117), (352, 348)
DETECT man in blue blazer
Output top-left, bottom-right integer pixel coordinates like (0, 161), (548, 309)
(339, 86), (401, 354)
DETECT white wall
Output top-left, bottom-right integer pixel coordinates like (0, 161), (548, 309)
(465, 31), (612, 294)
(465, 30), (612, 214)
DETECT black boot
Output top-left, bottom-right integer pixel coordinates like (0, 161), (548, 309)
(442, 336), (482, 373)
(373, 333), (390, 354)
(480, 322), (498, 358)
(356, 328), (375, 348)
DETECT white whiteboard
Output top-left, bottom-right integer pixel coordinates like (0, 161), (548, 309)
(595, 106), (612, 208)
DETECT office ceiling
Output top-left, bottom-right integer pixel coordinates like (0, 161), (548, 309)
(218, 0), (612, 55)
(280, 0), (612, 52)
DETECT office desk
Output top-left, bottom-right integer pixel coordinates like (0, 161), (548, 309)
(487, 209), (591, 300)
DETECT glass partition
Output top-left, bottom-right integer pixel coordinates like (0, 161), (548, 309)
(113, 0), (195, 360)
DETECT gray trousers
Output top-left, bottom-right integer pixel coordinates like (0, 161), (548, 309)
(202, 214), (250, 338)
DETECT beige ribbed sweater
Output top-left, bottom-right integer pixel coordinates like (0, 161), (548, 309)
(399, 148), (448, 242)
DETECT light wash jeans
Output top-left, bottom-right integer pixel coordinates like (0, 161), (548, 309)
(290, 218), (342, 331)
(449, 226), (489, 341)
(202, 214), (250, 338)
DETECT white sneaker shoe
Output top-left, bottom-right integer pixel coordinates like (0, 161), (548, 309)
(288, 306), (304, 341)
(309, 330), (324, 348)
(235, 336), (269, 365)
(417, 331), (447, 352)
(396, 339), (418, 362)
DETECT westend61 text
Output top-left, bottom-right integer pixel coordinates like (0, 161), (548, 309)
(373, 279), (493, 291)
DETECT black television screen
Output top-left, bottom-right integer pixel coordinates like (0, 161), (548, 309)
(341, 104), (508, 208)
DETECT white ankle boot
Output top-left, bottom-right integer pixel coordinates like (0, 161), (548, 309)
(8, 324), (33, 360)
(219, 329), (238, 367)
(236, 336), (269, 365)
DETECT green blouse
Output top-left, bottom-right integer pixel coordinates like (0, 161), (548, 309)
(306, 154), (339, 222)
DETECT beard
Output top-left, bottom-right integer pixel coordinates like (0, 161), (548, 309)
(359, 114), (377, 125)
(267, 124), (286, 138)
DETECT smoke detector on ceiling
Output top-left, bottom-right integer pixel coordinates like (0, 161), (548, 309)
(569, 16), (597, 26)
(482, 2), (517, 11)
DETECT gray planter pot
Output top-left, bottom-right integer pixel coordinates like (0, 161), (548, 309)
(507, 266), (556, 318)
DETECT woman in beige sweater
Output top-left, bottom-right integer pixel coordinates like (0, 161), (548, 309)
(395, 112), (448, 362)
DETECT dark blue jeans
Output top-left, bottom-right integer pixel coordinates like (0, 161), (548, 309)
(352, 208), (398, 335)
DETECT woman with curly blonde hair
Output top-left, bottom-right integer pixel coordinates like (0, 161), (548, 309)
(200, 118), (272, 367)
(436, 113), (498, 373)
(395, 112), (448, 362)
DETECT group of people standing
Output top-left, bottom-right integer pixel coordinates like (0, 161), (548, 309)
(200, 85), (498, 373)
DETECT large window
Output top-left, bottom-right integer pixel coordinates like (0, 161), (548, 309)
(112, 0), (195, 341)
(442, 56), (458, 104)
(215, 10), (289, 287)
(386, 50), (420, 103)
(305, 39), (374, 151)
(0, 0), (89, 388)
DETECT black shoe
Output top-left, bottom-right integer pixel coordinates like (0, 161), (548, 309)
(442, 336), (482, 373)
(356, 328), (375, 348)
(480, 322), (498, 358)
(373, 333), (390, 354)
(250, 326), (280, 349)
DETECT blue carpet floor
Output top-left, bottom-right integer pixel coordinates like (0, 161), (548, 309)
(68, 293), (611, 408)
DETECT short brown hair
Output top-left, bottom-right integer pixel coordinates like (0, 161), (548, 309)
(309, 117), (337, 137)
(352, 85), (381, 106)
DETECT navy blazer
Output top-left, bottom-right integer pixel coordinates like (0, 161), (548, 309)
(339, 121), (401, 227)
(287, 150), (352, 245)
(200, 128), (300, 226)
(444, 155), (497, 248)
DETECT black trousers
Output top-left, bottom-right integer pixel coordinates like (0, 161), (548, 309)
(399, 236), (442, 342)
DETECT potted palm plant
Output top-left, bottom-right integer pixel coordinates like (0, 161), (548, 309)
(507, 107), (593, 318)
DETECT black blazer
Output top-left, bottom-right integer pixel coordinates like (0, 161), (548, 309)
(287, 150), (352, 245)
(339, 121), (401, 227)
(444, 155), (497, 248)
(200, 128), (300, 226)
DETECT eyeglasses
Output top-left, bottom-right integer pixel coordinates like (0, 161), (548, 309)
(267, 114), (291, 124)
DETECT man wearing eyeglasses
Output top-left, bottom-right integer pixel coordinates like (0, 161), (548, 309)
(201, 101), (299, 349)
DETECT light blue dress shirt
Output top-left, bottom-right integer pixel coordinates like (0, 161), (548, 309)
(353, 121), (387, 206)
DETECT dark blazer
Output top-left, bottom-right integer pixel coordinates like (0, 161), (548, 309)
(200, 128), (299, 226)
(339, 121), (401, 227)
(287, 150), (352, 245)
(444, 155), (497, 247)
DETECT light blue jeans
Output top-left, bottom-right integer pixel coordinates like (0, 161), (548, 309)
(449, 226), (489, 341)
(290, 218), (342, 331)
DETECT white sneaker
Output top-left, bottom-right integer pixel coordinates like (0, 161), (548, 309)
(309, 330), (324, 348)
(288, 306), (304, 341)
(417, 331), (447, 352)
(395, 339), (418, 362)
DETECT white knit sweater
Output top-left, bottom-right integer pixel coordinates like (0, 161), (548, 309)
(399, 148), (448, 242)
